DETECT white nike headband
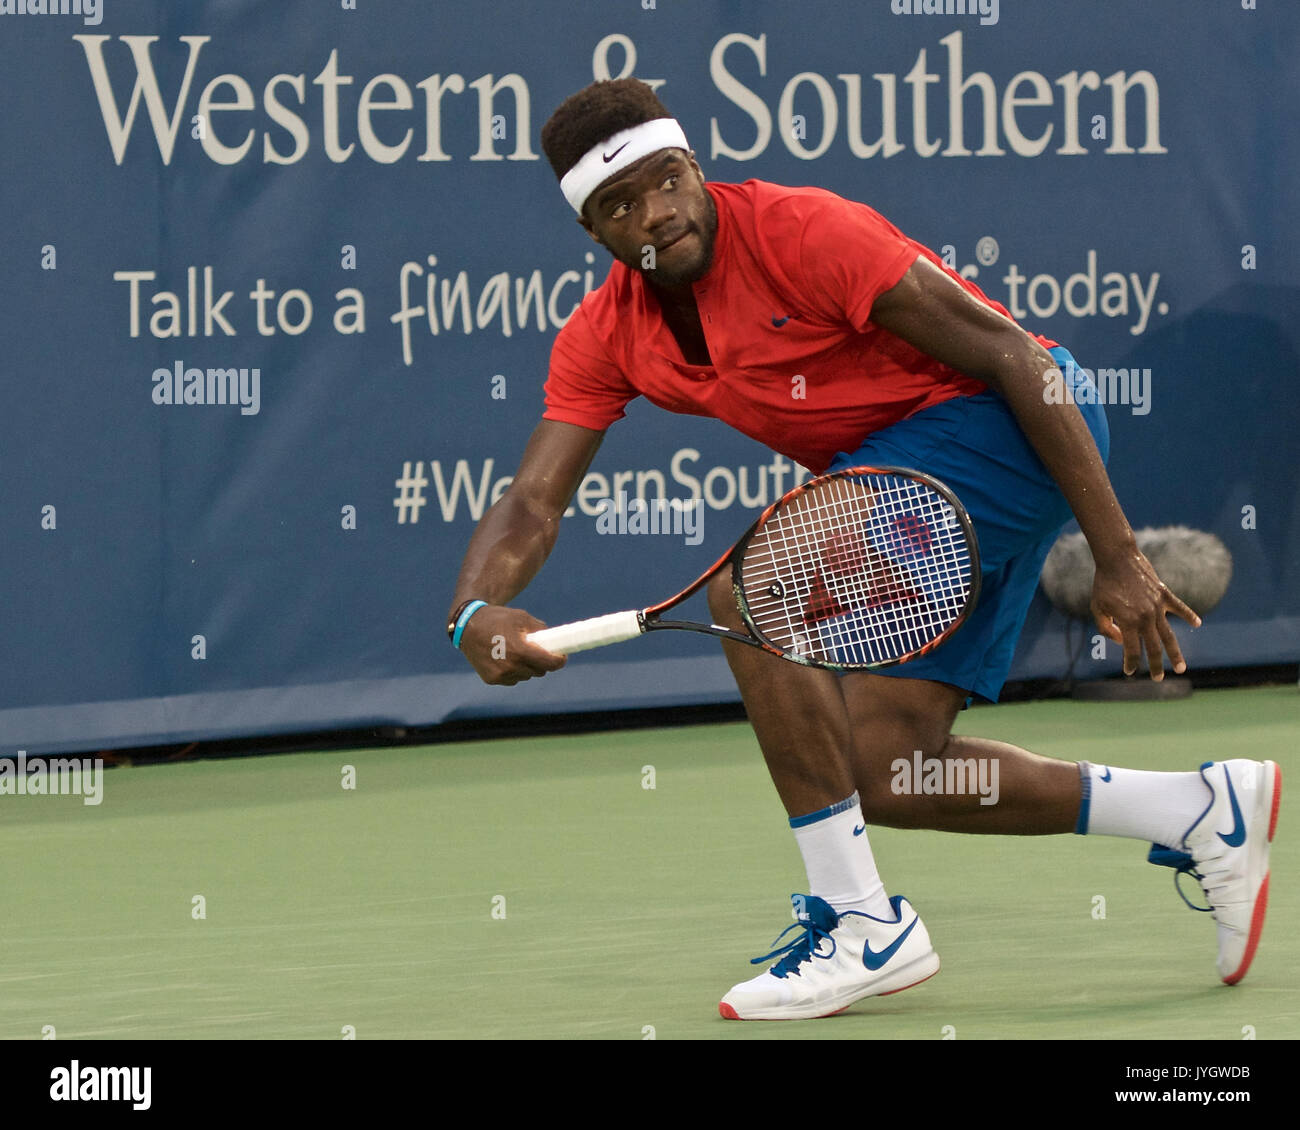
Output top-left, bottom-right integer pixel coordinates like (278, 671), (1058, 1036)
(559, 117), (691, 215)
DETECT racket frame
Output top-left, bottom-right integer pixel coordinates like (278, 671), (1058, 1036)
(635, 464), (981, 672)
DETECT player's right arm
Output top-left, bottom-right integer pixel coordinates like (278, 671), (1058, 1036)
(448, 418), (605, 685)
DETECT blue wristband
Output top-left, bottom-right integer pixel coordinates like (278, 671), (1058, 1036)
(451, 600), (488, 649)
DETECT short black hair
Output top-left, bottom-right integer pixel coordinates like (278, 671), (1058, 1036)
(540, 79), (675, 181)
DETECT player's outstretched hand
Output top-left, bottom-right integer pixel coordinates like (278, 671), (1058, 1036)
(1091, 549), (1202, 680)
(457, 604), (568, 686)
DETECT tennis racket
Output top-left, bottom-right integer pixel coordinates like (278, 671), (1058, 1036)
(526, 466), (981, 671)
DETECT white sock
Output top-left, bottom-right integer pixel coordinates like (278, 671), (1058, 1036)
(790, 792), (894, 920)
(1076, 761), (1211, 846)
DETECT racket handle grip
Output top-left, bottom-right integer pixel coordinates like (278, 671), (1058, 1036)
(526, 610), (644, 655)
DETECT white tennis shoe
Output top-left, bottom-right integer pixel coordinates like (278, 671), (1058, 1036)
(719, 893), (940, 1020)
(1151, 759), (1282, 984)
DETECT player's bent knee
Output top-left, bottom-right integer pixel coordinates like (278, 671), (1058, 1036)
(846, 680), (964, 756)
(861, 711), (956, 763)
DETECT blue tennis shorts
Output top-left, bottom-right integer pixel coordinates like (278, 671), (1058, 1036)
(827, 347), (1109, 702)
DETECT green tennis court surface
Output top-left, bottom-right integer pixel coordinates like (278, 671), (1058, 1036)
(2, 685), (1295, 1040)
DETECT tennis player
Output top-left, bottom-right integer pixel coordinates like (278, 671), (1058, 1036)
(446, 79), (1280, 1020)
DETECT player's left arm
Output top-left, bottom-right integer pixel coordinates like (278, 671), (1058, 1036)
(869, 256), (1200, 679)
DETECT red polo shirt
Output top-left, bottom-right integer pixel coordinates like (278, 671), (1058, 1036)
(543, 179), (1055, 474)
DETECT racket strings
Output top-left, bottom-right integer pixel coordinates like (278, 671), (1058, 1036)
(815, 476), (969, 661)
(756, 482), (922, 661)
(740, 472), (974, 666)
(820, 476), (970, 660)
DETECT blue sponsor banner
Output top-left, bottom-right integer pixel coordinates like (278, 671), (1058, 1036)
(1, 1), (1296, 753)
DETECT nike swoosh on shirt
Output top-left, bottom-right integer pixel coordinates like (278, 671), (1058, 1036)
(1218, 772), (1247, 848)
(862, 915), (919, 971)
(852, 825), (865, 837)
(602, 142), (630, 162)
(1100, 767), (1112, 782)
(771, 314), (791, 327)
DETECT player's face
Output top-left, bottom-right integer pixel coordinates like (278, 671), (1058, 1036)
(580, 149), (717, 289)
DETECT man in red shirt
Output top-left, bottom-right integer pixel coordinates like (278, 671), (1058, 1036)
(446, 80), (1279, 1020)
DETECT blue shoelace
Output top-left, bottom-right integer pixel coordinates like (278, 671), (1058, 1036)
(1150, 845), (1213, 914)
(749, 910), (868, 977)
